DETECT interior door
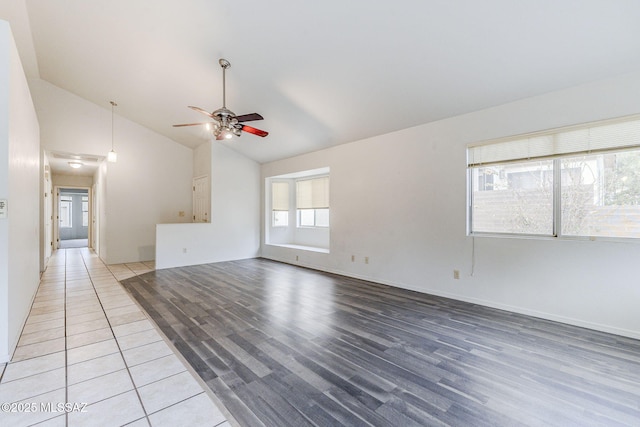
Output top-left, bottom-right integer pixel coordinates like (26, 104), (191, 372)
(193, 175), (209, 223)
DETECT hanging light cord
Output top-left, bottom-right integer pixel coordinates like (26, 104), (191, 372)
(110, 101), (117, 150)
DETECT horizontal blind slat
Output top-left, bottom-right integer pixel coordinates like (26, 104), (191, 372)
(272, 182), (289, 211)
(468, 117), (640, 166)
(296, 176), (329, 209)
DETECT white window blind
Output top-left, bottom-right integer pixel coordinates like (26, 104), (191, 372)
(296, 176), (329, 209)
(272, 182), (289, 211)
(468, 116), (640, 166)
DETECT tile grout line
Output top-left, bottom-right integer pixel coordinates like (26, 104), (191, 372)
(142, 390), (205, 417)
(2, 252), (230, 427)
(1, 257), (62, 371)
(64, 249), (69, 427)
(79, 251), (153, 427)
(122, 275), (236, 427)
(0, 255), (66, 421)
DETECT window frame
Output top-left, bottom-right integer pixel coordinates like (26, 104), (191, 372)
(468, 160), (556, 238)
(271, 181), (290, 227)
(467, 115), (640, 242)
(296, 208), (330, 228)
(295, 175), (330, 229)
(59, 195), (73, 229)
(82, 196), (89, 227)
(272, 210), (289, 227)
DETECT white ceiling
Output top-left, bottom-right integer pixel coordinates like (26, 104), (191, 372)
(4, 1), (640, 164)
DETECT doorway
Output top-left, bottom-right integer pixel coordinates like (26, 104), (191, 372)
(55, 187), (91, 249)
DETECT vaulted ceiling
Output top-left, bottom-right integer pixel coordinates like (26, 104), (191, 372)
(4, 1), (640, 163)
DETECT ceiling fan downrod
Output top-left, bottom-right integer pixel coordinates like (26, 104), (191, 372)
(219, 58), (230, 109)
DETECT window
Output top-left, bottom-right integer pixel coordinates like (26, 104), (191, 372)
(266, 168), (330, 251)
(60, 195), (72, 228)
(82, 196), (89, 227)
(298, 208), (330, 227)
(471, 161), (553, 235)
(561, 151), (640, 238)
(271, 182), (289, 227)
(296, 176), (329, 228)
(468, 116), (640, 239)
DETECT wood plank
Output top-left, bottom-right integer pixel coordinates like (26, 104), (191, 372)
(120, 258), (640, 426)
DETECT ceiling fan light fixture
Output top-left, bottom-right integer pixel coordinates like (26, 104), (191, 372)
(217, 125), (234, 140)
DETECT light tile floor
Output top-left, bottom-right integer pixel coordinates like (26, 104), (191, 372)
(0, 248), (230, 427)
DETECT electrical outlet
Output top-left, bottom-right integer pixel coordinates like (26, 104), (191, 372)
(453, 270), (460, 279)
(178, 211), (185, 217)
(351, 255), (355, 262)
(365, 256), (369, 264)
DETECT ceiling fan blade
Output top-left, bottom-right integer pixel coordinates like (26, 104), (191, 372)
(173, 122), (211, 127)
(188, 106), (215, 118)
(235, 113), (264, 122)
(242, 125), (269, 137)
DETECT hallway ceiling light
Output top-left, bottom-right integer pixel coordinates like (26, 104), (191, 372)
(108, 100), (118, 163)
(68, 161), (83, 169)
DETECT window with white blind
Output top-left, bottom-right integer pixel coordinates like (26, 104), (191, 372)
(468, 115), (640, 239)
(60, 195), (73, 228)
(271, 182), (289, 227)
(296, 176), (330, 227)
(82, 196), (89, 227)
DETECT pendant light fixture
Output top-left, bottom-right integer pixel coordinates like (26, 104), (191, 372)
(107, 101), (118, 163)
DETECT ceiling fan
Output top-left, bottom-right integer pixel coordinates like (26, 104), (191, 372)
(173, 58), (268, 140)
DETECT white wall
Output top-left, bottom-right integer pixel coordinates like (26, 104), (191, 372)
(156, 142), (260, 269)
(104, 118), (193, 263)
(194, 141), (211, 178)
(32, 79), (193, 264)
(0, 21), (40, 362)
(262, 71), (640, 340)
(52, 174), (93, 188)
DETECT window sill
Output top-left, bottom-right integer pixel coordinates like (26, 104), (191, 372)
(266, 243), (330, 254)
(469, 232), (640, 244)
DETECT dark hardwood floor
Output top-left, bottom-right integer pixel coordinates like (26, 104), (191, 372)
(120, 258), (640, 427)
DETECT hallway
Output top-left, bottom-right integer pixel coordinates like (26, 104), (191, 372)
(0, 248), (229, 427)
